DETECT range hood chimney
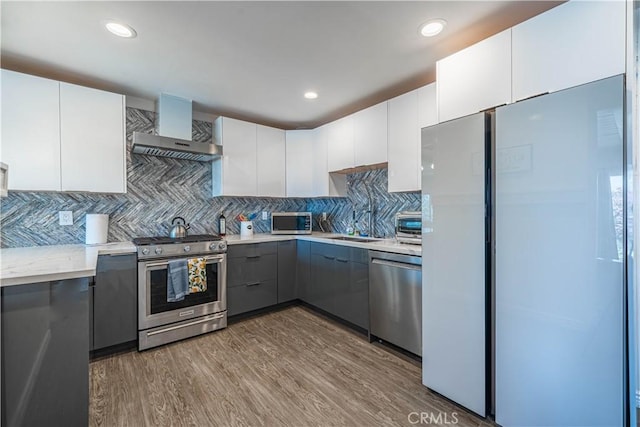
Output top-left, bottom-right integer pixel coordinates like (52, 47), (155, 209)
(132, 94), (222, 162)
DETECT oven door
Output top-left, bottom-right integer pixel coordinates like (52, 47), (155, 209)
(138, 254), (226, 330)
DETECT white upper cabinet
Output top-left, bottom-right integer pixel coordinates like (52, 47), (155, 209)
(213, 117), (287, 197)
(353, 101), (388, 167)
(285, 127), (346, 198)
(417, 83), (438, 129)
(256, 124), (286, 197)
(511, 0), (626, 102)
(285, 130), (315, 197)
(213, 117), (257, 196)
(437, 29), (512, 123)
(1, 70), (126, 193)
(60, 83), (126, 193)
(315, 125), (347, 197)
(387, 83), (436, 193)
(327, 115), (354, 172)
(388, 90), (420, 193)
(1, 70), (61, 191)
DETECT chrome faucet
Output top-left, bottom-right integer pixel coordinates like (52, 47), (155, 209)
(363, 181), (375, 238)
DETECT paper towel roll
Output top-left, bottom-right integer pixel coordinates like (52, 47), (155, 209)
(86, 214), (109, 245)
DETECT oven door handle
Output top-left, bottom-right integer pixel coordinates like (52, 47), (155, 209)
(142, 255), (225, 268)
(146, 313), (226, 336)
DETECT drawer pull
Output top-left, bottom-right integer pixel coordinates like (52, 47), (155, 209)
(324, 255), (335, 260)
(246, 282), (261, 287)
(336, 258), (349, 263)
(246, 255), (261, 259)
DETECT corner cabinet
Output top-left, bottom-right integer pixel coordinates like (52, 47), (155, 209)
(511, 0), (626, 102)
(437, 29), (512, 123)
(1, 70), (126, 193)
(277, 240), (297, 303)
(285, 130), (315, 197)
(285, 128), (346, 198)
(213, 117), (286, 197)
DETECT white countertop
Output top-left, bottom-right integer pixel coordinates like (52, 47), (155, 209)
(1, 233), (420, 288)
(226, 233), (422, 256)
(0, 241), (136, 288)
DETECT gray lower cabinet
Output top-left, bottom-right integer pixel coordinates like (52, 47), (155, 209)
(226, 240), (369, 329)
(91, 254), (137, 351)
(296, 240), (311, 302)
(227, 242), (278, 316)
(308, 242), (369, 329)
(2, 278), (89, 427)
(337, 248), (369, 329)
(277, 240), (297, 303)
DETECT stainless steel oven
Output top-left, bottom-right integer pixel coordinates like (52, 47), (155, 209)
(134, 235), (227, 350)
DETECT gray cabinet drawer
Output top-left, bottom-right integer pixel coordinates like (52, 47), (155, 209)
(227, 253), (277, 287)
(227, 279), (277, 316)
(310, 242), (349, 260)
(227, 242), (277, 259)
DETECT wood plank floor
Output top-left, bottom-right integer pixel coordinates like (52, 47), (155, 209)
(90, 306), (493, 427)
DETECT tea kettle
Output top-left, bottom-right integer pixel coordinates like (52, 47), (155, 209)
(169, 216), (190, 238)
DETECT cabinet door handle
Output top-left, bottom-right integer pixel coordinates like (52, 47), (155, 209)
(324, 255), (335, 260)
(246, 282), (261, 287)
(336, 258), (349, 263)
(246, 255), (261, 259)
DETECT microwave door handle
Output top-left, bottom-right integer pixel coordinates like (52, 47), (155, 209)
(143, 255), (224, 268)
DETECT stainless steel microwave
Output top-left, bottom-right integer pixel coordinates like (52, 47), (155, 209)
(271, 212), (312, 234)
(395, 211), (421, 245)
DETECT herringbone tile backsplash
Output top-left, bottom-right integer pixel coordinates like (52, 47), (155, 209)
(0, 108), (419, 247)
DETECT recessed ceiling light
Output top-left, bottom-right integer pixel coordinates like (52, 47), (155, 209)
(104, 21), (137, 38)
(419, 19), (447, 37)
(304, 91), (318, 100)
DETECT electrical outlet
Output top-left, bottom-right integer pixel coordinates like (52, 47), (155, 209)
(322, 212), (327, 220)
(59, 211), (73, 226)
(262, 211), (268, 220)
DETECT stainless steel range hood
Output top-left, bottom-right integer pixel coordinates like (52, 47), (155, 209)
(132, 132), (222, 162)
(132, 94), (222, 162)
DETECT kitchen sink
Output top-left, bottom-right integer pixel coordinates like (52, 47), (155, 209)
(328, 236), (380, 243)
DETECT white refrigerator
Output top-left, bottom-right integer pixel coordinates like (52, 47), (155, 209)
(494, 75), (625, 426)
(421, 74), (627, 425)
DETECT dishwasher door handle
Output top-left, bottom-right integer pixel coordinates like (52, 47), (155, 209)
(371, 258), (421, 271)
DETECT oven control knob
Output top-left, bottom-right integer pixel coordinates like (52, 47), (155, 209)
(142, 248), (150, 255)
(218, 241), (227, 251)
(209, 243), (217, 251)
(155, 247), (163, 255)
(184, 245), (191, 252)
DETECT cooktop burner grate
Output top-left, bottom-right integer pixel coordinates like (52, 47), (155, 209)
(133, 234), (222, 246)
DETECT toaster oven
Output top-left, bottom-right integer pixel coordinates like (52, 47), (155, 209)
(395, 211), (422, 245)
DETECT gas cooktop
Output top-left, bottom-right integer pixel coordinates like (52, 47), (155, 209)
(133, 234), (223, 246)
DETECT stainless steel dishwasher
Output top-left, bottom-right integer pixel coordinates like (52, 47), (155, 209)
(369, 250), (422, 356)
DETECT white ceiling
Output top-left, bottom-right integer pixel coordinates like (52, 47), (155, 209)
(1, 1), (561, 129)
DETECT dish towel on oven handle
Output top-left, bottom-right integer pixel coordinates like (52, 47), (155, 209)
(167, 259), (189, 302)
(187, 257), (208, 293)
